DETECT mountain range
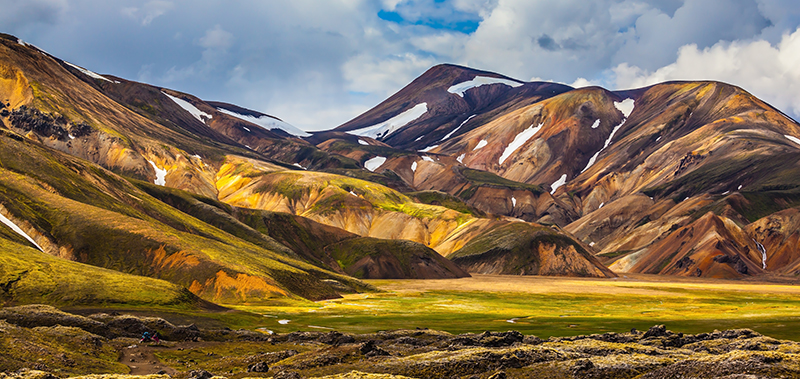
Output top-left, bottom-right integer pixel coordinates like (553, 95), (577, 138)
(2, 32), (800, 308)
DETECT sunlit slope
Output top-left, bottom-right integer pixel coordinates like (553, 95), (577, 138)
(214, 163), (474, 249)
(0, 131), (370, 303)
(137, 181), (469, 280)
(0, 236), (202, 308)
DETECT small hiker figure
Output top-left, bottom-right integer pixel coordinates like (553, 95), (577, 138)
(140, 331), (161, 343)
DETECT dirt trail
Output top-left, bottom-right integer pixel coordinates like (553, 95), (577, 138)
(120, 343), (177, 376)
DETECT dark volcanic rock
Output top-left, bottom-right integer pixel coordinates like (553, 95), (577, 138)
(246, 362), (269, 373)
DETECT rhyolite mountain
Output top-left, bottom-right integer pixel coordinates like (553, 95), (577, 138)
(0, 33), (619, 309)
(319, 60), (800, 280)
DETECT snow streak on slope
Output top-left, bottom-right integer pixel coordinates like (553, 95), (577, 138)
(358, 139), (369, 145)
(364, 156), (386, 172)
(411, 162), (417, 172)
(348, 103), (428, 139)
(0, 212), (43, 252)
(441, 115), (476, 141)
(419, 145), (438, 152)
(422, 156), (435, 162)
(785, 135), (800, 146)
(457, 154), (465, 163)
(148, 161), (168, 186)
(590, 119), (600, 129)
(217, 107), (310, 137)
(473, 140), (488, 151)
(499, 123), (542, 165)
(447, 76), (523, 97)
(582, 99), (635, 173)
(162, 92), (212, 124)
(551, 174), (568, 194)
(755, 240), (767, 269)
(64, 61), (118, 83)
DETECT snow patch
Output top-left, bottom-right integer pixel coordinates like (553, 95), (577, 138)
(738, 184), (743, 190)
(162, 92), (212, 124)
(64, 61), (117, 83)
(421, 156), (435, 163)
(599, 202), (604, 209)
(441, 115), (476, 141)
(358, 139), (369, 145)
(17, 39), (26, 46)
(292, 163), (306, 170)
(0, 212), (43, 252)
(216, 107), (309, 137)
(589, 242), (595, 247)
(245, 145), (252, 150)
(242, 126), (250, 132)
(550, 174), (567, 194)
(414, 135), (425, 141)
(785, 135), (800, 146)
(499, 123), (542, 165)
(278, 320), (291, 325)
(456, 154), (465, 163)
(348, 103), (427, 139)
(364, 156), (386, 172)
(147, 160), (167, 186)
(411, 162), (417, 172)
(614, 98), (635, 118)
(68, 133), (75, 140)
(473, 139), (488, 151)
(350, 191), (358, 197)
(419, 145), (438, 152)
(590, 119), (600, 129)
(506, 318), (517, 324)
(447, 76), (523, 97)
(511, 196), (517, 207)
(656, 136), (662, 142)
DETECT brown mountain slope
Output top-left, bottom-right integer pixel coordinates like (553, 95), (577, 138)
(329, 64), (572, 150)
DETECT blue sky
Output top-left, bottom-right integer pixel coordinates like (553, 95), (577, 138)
(2, 0), (800, 130)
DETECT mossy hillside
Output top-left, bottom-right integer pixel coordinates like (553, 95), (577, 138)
(250, 171), (471, 222)
(448, 222), (559, 260)
(456, 167), (543, 200)
(233, 209), (357, 270)
(324, 238), (425, 277)
(0, 137), (369, 303)
(0, 238), (196, 307)
(405, 190), (485, 217)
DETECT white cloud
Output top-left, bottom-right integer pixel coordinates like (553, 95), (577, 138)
(343, 52), (437, 96)
(199, 24), (233, 50)
(613, 26), (800, 117)
(121, 0), (174, 26)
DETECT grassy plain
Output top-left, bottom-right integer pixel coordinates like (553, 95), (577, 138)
(233, 274), (800, 341)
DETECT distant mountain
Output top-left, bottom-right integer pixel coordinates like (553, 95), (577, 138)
(321, 62), (800, 279)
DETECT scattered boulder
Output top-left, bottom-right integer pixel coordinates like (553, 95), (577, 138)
(360, 340), (390, 357)
(246, 362), (269, 373)
(272, 370), (301, 379)
(187, 369), (213, 379)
